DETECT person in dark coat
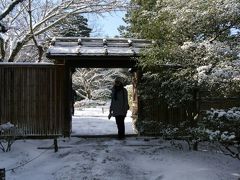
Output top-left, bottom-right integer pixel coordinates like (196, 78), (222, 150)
(109, 77), (129, 140)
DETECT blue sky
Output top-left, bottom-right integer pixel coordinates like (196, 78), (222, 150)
(87, 11), (126, 37)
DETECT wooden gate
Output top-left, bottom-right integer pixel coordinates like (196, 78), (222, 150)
(0, 63), (69, 137)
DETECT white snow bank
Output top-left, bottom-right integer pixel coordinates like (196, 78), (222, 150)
(0, 122), (14, 131)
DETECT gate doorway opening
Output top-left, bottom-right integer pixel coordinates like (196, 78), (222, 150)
(70, 69), (136, 136)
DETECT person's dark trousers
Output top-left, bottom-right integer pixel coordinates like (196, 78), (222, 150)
(115, 115), (125, 139)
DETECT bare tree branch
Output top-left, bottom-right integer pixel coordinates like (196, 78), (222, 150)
(4, 0), (128, 61)
(209, 24), (234, 43)
(0, 0), (24, 21)
(33, 2), (125, 36)
(27, 0), (43, 62)
(9, 5), (25, 25)
(73, 68), (128, 100)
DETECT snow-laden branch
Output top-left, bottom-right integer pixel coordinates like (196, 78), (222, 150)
(0, 0), (24, 21)
(9, 4), (25, 25)
(72, 68), (128, 100)
(32, 1), (75, 32)
(28, 0), (43, 62)
(5, 0), (128, 61)
(33, 0), (127, 35)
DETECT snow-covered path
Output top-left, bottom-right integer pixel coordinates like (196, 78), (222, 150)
(72, 107), (136, 136)
(1, 137), (240, 180)
(1, 105), (240, 180)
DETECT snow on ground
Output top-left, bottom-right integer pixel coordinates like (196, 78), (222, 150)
(1, 106), (240, 180)
(72, 105), (135, 135)
(1, 137), (240, 180)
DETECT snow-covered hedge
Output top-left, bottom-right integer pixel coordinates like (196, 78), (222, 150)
(202, 107), (240, 143)
(74, 99), (107, 108)
(195, 60), (240, 97)
(0, 122), (20, 152)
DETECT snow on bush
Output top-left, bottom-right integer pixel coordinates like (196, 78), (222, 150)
(74, 99), (107, 108)
(0, 122), (24, 152)
(202, 108), (240, 159)
(196, 60), (240, 85)
(202, 107), (240, 142)
(0, 122), (14, 132)
(0, 122), (16, 152)
(159, 107), (240, 151)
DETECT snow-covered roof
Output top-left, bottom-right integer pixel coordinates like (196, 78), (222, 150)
(47, 37), (152, 57)
(0, 62), (54, 65)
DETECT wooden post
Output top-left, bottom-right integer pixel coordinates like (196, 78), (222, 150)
(131, 69), (142, 134)
(0, 168), (5, 180)
(63, 63), (72, 137)
(54, 138), (58, 152)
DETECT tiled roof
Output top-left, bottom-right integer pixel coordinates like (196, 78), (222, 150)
(47, 37), (152, 57)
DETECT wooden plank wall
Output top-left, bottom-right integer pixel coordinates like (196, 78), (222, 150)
(0, 64), (65, 137)
(138, 96), (240, 135)
(137, 96), (198, 135)
(139, 99), (189, 124)
(199, 97), (240, 111)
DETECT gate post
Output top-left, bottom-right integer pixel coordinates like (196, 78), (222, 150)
(131, 69), (142, 134)
(63, 63), (72, 137)
(0, 168), (5, 180)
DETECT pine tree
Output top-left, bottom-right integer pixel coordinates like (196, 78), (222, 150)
(120, 0), (240, 143)
(52, 14), (92, 37)
(121, 0), (240, 102)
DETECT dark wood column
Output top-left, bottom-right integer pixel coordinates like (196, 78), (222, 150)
(131, 70), (142, 133)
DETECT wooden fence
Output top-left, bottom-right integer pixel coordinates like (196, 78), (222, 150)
(199, 97), (240, 111)
(137, 94), (240, 135)
(137, 98), (197, 134)
(1, 63), (239, 137)
(0, 63), (66, 137)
